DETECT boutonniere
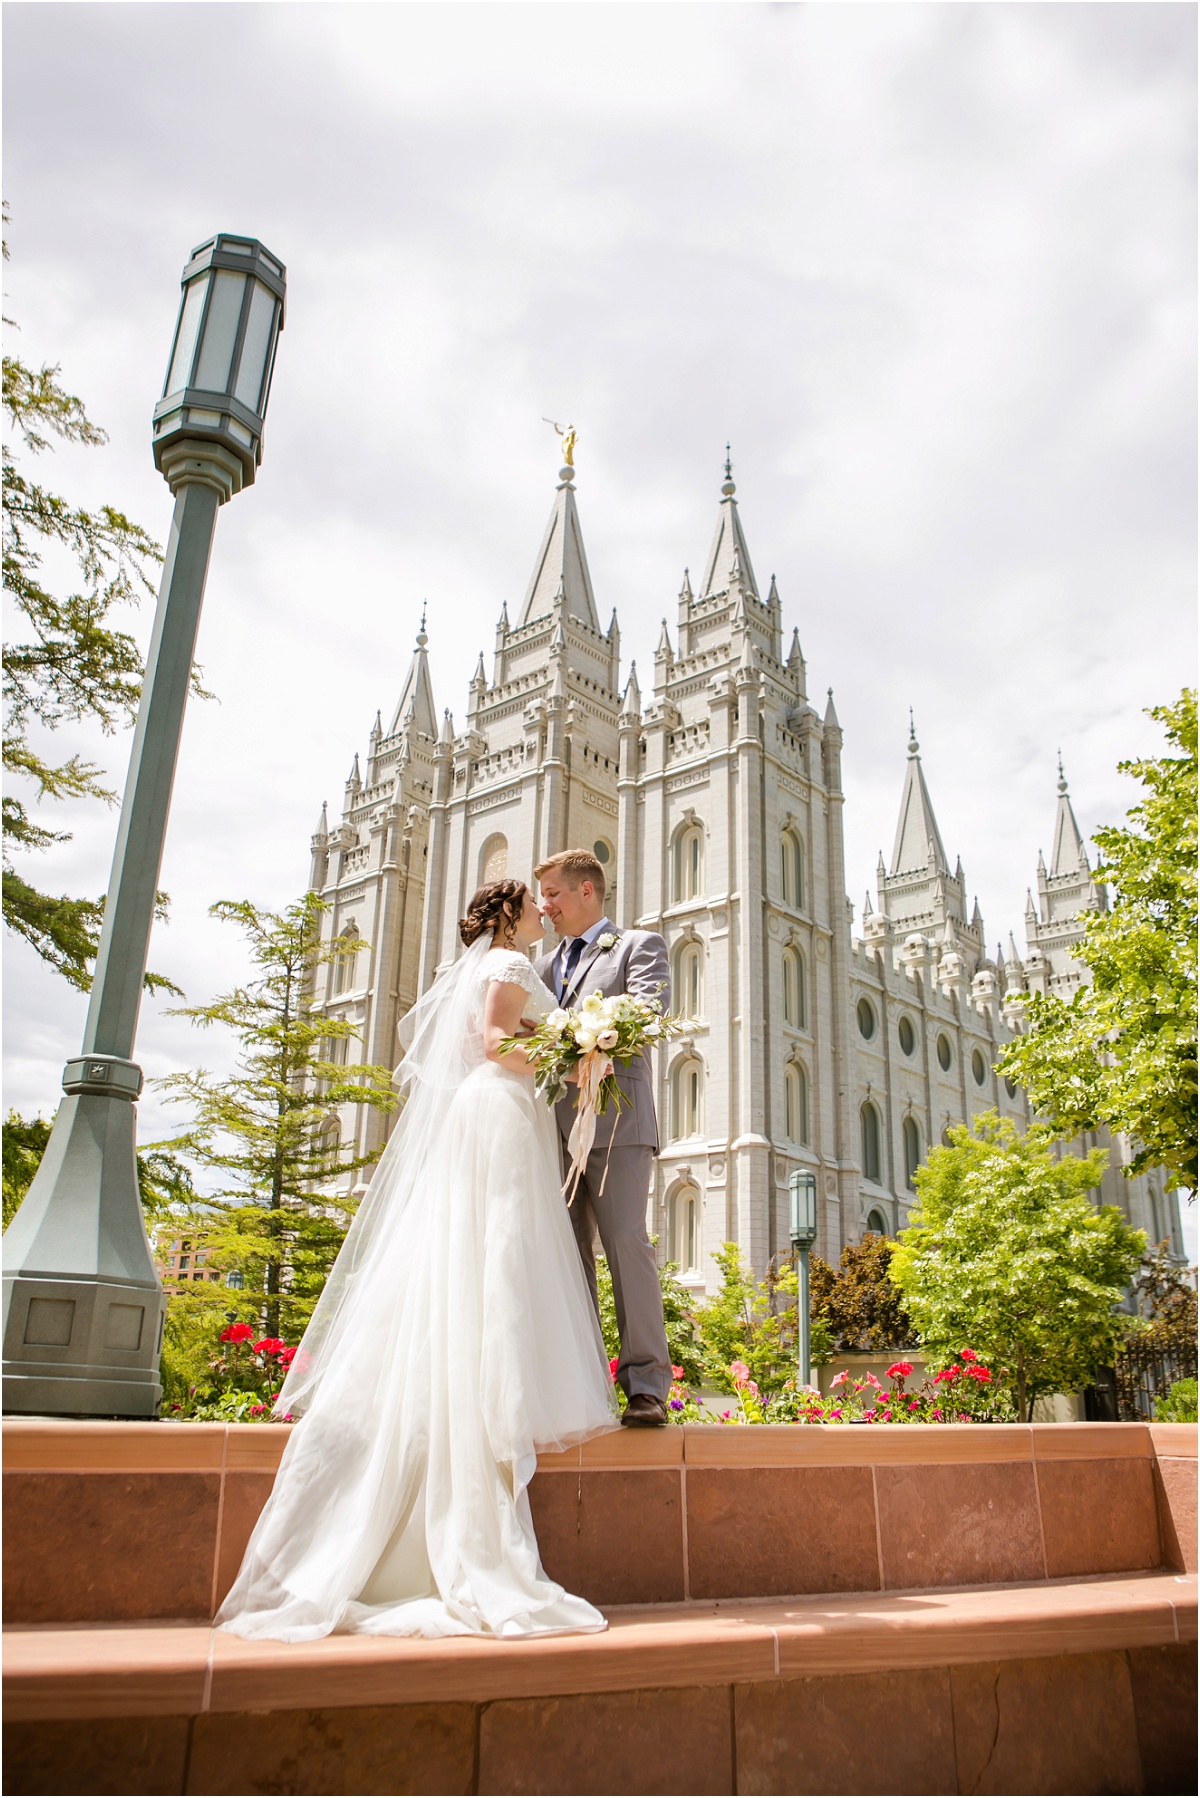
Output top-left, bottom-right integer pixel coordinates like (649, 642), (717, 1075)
(596, 931), (621, 952)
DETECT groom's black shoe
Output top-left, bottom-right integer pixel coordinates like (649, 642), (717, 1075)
(622, 1393), (667, 1428)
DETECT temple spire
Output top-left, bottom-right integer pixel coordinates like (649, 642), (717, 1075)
(518, 467), (599, 629)
(1050, 757), (1088, 875)
(889, 720), (949, 876)
(698, 451), (759, 600)
(388, 613), (437, 738)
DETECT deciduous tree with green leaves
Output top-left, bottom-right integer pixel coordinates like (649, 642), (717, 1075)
(156, 895), (396, 1339)
(889, 1112), (1145, 1421)
(999, 691), (1197, 1196)
(2, 220), (194, 992)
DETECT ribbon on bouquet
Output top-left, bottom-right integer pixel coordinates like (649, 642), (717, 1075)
(563, 1049), (619, 1206)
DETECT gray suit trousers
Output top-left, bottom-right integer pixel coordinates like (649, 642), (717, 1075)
(569, 1143), (671, 1404)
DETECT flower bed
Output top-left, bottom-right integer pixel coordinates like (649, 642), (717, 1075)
(664, 1348), (1014, 1424)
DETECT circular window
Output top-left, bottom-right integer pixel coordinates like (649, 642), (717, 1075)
(1004, 1076), (1018, 1099)
(593, 839), (611, 865)
(898, 1016), (915, 1057)
(936, 1033), (952, 1071)
(856, 998), (876, 1040)
(971, 1048), (987, 1086)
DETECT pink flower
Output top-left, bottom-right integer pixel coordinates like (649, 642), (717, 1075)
(830, 1370), (850, 1388)
(959, 1348), (978, 1363)
(887, 1361), (914, 1380)
(671, 1365), (685, 1381)
(863, 1372), (883, 1389)
(608, 1357), (620, 1383)
(730, 1360), (751, 1384)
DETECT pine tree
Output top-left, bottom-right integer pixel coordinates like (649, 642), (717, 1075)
(157, 895), (396, 1338)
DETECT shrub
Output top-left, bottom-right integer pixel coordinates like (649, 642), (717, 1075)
(1155, 1377), (1198, 1423)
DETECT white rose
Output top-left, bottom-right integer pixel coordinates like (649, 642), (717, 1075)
(546, 1009), (571, 1031)
(597, 1028), (619, 1049)
(644, 1021), (662, 1038)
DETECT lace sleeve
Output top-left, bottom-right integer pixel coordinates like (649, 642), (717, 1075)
(485, 949), (538, 994)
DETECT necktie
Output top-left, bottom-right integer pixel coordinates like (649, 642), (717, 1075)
(560, 935), (586, 1000)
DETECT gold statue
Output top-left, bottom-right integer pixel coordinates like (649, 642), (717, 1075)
(543, 418), (577, 467)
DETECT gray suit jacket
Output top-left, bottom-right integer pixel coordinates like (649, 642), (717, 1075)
(534, 923), (670, 1151)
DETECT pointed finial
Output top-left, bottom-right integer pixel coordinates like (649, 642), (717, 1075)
(314, 800), (329, 838)
(721, 447), (735, 498)
(656, 618), (673, 659)
(438, 707), (454, 746)
(370, 709), (382, 739)
(908, 709), (919, 756)
(417, 605), (428, 649)
(1057, 750), (1067, 793)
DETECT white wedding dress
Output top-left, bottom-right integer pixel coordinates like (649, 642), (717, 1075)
(217, 940), (618, 1642)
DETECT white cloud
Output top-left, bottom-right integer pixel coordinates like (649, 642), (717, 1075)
(3, 4), (1194, 1248)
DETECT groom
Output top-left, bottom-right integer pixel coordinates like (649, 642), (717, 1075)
(534, 849), (672, 1427)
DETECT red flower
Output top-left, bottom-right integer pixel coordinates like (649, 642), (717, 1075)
(886, 1361), (914, 1380)
(671, 1365), (685, 1381)
(934, 1368), (958, 1382)
(608, 1357), (620, 1383)
(959, 1348), (978, 1362)
(965, 1365), (992, 1382)
(253, 1338), (288, 1358)
(219, 1322), (254, 1344)
(279, 1345), (298, 1368)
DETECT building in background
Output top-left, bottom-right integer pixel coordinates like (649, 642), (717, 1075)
(306, 461), (1186, 1288)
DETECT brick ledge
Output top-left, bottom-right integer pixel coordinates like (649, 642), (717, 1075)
(5, 1571), (1194, 1721)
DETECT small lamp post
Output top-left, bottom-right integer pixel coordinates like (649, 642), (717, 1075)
(789, 1168), (818, 1389)
(2, 236), (285, 1419)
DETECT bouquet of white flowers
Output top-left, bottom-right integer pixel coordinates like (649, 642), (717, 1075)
(502, 988), (690, 1200)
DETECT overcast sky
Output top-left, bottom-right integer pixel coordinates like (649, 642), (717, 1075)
(3, 3), (1195, 1232)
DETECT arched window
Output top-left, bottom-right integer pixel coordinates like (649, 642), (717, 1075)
(675, 940), (704, 1019)
(333, 923), (360, 995)
(480, 833), (508, 883)
(903, 1115), (922, 1190)
(860, 1100), (881, 1182)
(673, 822), (704, 902)
(668, 1184), (700, 1272)
(316, 1115), (341, 1173)
(781, 829), (805, 910)
(671, 1056), (704, 1139)
(866, 1208), (889, 1237)
(782, 947), (806, 1028)
(785, 1063), (809, 1145)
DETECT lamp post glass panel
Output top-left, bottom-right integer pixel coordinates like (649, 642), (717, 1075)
(789, 1169), (818, 1388)
(2, 236), (285, 1420)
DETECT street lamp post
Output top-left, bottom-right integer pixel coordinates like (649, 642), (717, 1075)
(789, 1168), (818, 1390)
(3, 235), (285, 1418)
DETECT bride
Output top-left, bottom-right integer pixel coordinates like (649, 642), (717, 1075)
(217, 877), (618, 1642)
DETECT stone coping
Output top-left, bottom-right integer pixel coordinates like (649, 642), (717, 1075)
(4, 1572), (1194, 1722)
(4, 1417), (1193, 1473)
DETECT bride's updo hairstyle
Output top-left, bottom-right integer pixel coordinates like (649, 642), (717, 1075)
(459, 878), (529, 948)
